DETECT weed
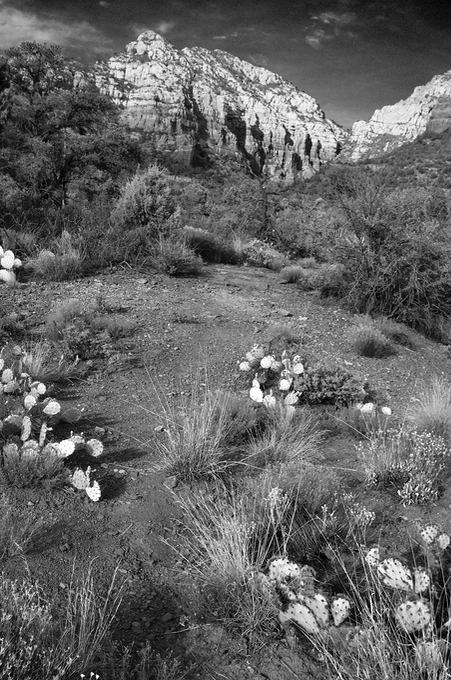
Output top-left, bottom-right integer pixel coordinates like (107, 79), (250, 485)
(349, 324), (396, 358)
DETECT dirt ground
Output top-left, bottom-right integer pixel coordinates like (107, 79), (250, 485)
(3, 262), (451, 679)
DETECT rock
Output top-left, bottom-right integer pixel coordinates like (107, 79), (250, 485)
(94, 31), (345, 183)
(343, 70), (451, 161)
(278, 309), (293, 317)
(161, 612), (174, 623)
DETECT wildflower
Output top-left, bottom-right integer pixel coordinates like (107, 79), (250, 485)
(260, 355), (275, 369)
(239, 360), (251, 371)
(381, 406), (392, 416)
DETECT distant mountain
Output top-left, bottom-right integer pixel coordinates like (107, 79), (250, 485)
(342, 71), (451, 162)
(94, 31), (345, 182)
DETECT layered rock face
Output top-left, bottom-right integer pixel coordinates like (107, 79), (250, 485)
(344, 71), (451, 161)
(94, 31), (345, 182)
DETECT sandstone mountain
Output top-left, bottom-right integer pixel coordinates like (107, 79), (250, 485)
(343, 71), (451, 162)
(94, 31), (346, 182)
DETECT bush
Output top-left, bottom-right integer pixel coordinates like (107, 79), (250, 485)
(349, 324), (396, 358)
(372, 316), (416, 349)
(183, 226), (243, 264)
(357, 428), (449, 505)
(327, 168), (451, 339)
(150, 238), (203, 277)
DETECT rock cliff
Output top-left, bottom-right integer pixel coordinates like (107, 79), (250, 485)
(94, 31), (346, 182)
(343, 71), (451, 161)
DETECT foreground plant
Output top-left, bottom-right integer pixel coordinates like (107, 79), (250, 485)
(0, 564), (123, 680)
(0, 246), (22, 286)
(264, 522), (451, 679)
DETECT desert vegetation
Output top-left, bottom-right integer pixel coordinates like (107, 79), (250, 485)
(2, 39), (451, 680)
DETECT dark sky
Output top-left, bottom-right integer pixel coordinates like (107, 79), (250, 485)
(2, 0), (451, 128)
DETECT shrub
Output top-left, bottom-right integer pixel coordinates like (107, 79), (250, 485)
(279, 265), (306, 284)
(150, 238), (203, 277)
(407, 376), (451, 442)
(328, 170), (451, 340)
(183, 226), (242, 264)
(349, 324), (396, 358)
(357, 428), (449, 505)
(240, 239), (289, 270)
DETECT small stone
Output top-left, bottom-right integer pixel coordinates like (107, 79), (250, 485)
(94, 426), (106, 436)
(163, 476), (177, 490)
(161, 612), (174, 623)
(278, 309), (293, 317)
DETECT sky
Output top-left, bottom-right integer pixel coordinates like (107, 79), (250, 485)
(1, 0), (451, 128)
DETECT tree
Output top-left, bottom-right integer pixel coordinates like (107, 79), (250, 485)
(0, 42), (140, 221)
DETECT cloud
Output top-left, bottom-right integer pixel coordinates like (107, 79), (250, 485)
(247, 53), (269, 68)
(99, 1), (110, 7)
(154, 21), (175, 35)
(306, 9), (358, 48)
(0, 0), (112, 55)
(213, 35), (228, 40)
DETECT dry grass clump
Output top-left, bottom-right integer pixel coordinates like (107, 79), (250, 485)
(26, 231), (85, 282)
(0, 494), (46, 563)
(175, 484), (282, 644)
(153, 388), (260, 482)
(407, 376), (451, 442)
(245, 405), (324, 468)
(373, 316), (416, 349)
(20, 340), (79, 383)
(0, 442), (68, 489)
(349, 324), (396, 358)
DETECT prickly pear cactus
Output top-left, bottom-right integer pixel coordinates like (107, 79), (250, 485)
(395, 599), (432, 633)
(377, 558), (414, 591)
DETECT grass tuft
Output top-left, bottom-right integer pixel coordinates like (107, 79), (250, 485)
(407, 376), (451, 442)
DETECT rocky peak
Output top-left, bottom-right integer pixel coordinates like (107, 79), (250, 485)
(343, 70), (451, 161)
(95, 32), (346, 182)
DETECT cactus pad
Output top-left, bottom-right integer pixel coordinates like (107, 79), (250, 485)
(86, 439), (104, 458)
(71, 467), (90, 490)
(301, 593), (329, 628)
(413, 568), (430, 594)
(395, 599), (432, 632)
(377, 558), (413, 591)
(331, 597), (352, 627)
(436, 533), (450, 551)
(280, 602), (321, 634)
(86, 480), (101, 502)
(56, 439), (76, 459)
(420, 524), (439, 545)
(365, 546), (380, 568)
(20, 415), (32, 442)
